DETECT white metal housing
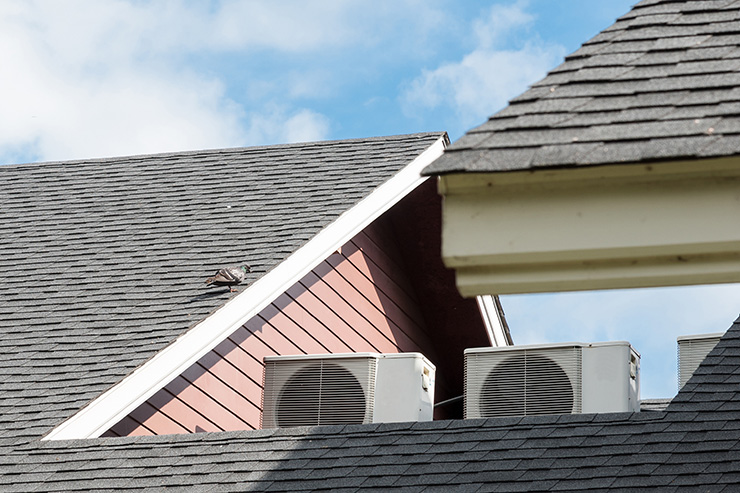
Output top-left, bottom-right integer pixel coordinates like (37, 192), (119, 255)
(677, 333), (723, 390)
(261, 353), (435, 429)
(464, 342), (640, 418)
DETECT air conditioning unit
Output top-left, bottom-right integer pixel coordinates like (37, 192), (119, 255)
(261, 353), (435, 429)
(464, 342), (640, 419)
(677, 333), (722, 389)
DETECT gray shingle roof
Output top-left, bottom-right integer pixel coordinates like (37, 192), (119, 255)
(425, 0), (740, 175)
(2, 315), (739, 491)
(1, 127), (738, 488)
(0, 132), (445, 448)
(3, 0), (740, 487)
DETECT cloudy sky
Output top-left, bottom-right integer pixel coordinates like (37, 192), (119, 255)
(3, 0), (739, 399)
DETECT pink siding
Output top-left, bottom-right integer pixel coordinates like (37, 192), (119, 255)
(106, 218), (437, 436)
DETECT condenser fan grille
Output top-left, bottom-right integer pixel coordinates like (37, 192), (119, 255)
(262, 357), (376, 428)
(466, 346), (582, 418)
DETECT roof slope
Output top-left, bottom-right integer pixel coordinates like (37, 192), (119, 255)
(0, 133), (444, 446)
(425, 0), (740, 175)
(3, 316), (740, 492)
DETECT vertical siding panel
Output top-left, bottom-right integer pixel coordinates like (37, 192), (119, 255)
(259, 304), (330, 354)
(352, 230), (416, 297)
(229, 326), (277, 366)
(326, 252), (433, 354)
(165, 376), (248, 431)
(313, 259), (419, 349)
(302, 267), (402, 353)
(360, 221), (406, 273)
(271, 293), (353, 353)
(242, 314), (304, 356)
(280, 288), (363, 352)
(198, 351), (262, 409)
(148, 388), (222, 433)
(213, 335), (265, 387)
(128, 401), (189, 435)
(287, 281), (382, 353)
(112, 416), (154, 437)
(181, 361), (261, 429)
(106, 416), (140, 437)
(343, 241), (428, 330)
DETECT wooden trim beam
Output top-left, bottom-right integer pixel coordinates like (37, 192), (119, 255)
(438, 158), (740, 295)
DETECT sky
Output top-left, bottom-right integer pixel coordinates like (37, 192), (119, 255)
(2, 0), (739, 399)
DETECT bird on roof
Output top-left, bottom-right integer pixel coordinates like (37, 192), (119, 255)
(205, 265), (251, 292)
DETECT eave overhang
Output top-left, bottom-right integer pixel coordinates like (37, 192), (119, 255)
(437, 157), (740, 296)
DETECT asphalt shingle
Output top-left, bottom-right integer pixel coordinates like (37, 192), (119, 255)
(4, 316), (740, 493)
(424, 0), (740, 175)
(3, 0), (740, 490)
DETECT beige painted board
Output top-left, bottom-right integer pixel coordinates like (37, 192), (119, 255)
(438, 158), (740, 294)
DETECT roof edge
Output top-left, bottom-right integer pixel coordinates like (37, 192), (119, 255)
(4, 132), (447, 168)
(422, 149), (740, 177)
(43, 135), (448, 441)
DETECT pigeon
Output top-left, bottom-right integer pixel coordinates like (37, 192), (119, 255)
(205, 264), (251, 292)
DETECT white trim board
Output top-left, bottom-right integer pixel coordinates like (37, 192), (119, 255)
(476, 295), (509, 348)
(44, 136), (447, 441)
(438, 157), (740, 295)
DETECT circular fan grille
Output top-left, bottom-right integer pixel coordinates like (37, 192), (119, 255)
(480, 354), (574, 417)
(276, 362), (367, 427)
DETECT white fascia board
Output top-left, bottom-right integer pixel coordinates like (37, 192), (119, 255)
(439, 157), (740, 295)
(476, 295), (509, 347)
(43, 136), (447, 441)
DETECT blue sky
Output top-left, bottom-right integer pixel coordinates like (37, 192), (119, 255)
(2, 0), (739, 399)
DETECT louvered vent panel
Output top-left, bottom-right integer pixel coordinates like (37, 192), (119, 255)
(678, 335), (721, 390)
(262, 356), (377, 429)
(465, 346), (582, 418)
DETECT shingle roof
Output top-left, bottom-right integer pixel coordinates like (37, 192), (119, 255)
(424, 0), (740, 175)
(3, 0), (740, 488)
(3, 315), (739, 492)
(0, 132), (445, 447)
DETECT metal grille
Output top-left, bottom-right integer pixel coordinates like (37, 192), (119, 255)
(465, 346), (582, 418)
(678, 336), (721, 390)
(262, 356), (377, 428)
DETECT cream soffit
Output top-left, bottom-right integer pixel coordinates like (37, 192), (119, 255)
(438, 156), (740, 296)
(44, 136), (447, 441)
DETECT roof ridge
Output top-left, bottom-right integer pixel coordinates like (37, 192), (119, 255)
(2, 132), (448, 169)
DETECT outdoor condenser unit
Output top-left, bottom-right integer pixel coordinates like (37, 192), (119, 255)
(261, 352), (435, 429)
(677, 333), (722, 390)
(464, 342), (640, 418)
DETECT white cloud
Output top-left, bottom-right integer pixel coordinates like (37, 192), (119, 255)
(282, 110), (331, 143)
(401, 1), (565, 132)
(473, 0), (534, 49)
(243, 106), (330, 145)
(0, 0), (348, 164)
(0, 49), (247, 162)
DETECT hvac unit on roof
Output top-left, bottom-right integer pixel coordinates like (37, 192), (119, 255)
(677, 333), (723, 390)
(261, 353), (435, 429)
(464, 342), (640, 419)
